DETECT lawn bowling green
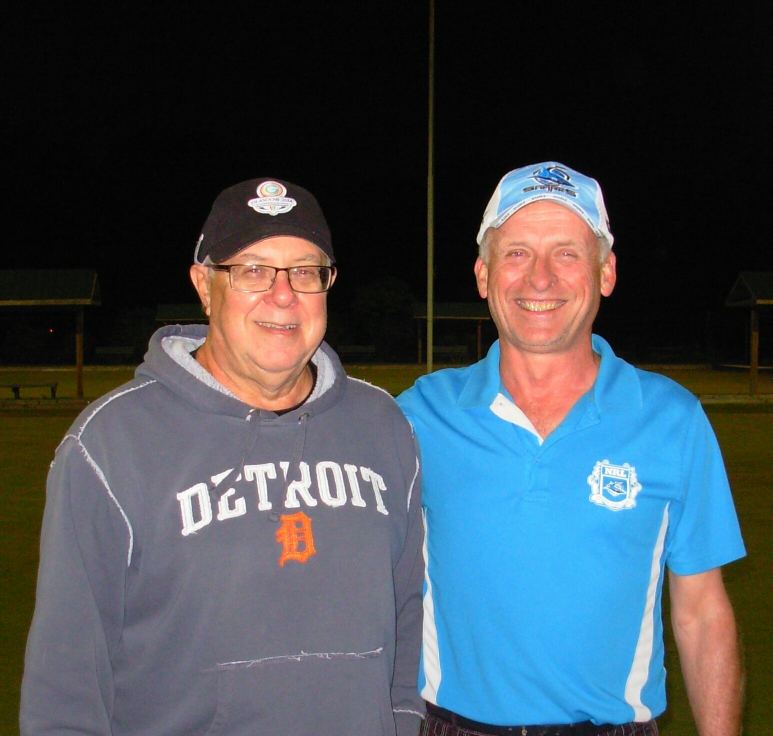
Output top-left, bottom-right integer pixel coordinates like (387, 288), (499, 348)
(1, 365), (770, 735)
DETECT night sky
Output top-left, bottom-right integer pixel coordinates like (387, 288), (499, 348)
(4, 3), (771, 349)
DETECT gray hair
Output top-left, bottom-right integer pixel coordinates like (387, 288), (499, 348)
(478, 227), (496, 265)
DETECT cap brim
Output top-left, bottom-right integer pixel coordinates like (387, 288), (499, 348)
(202, 223), (334, 264)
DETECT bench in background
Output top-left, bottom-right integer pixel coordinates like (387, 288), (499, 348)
(0, 382), (58, 399)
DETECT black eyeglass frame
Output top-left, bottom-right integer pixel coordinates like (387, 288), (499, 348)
(210, 264), (336, 294)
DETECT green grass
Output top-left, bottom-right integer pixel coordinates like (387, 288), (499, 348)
(658, 409), (773, 735)
(0, 366), (136, 402)
(0, 413), (76, 734)
(1, 363), (770, 402)
(648, 366), (773, 397)
(343, 363), (428, 396)
(1, 365), (770, 734)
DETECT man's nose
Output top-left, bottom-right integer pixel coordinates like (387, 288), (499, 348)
(527, 256), (557, 290)
(266, 269), (297, 305)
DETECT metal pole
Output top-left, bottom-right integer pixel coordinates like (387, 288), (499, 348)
(750, 308), (759, 396)
(426, 0), (435, 374)
(75, 307), (84, 399)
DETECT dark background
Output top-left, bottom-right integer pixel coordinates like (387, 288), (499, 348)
(2, 2), (771, 363)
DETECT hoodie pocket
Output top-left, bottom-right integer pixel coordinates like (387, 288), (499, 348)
(205, 646), (396, 736)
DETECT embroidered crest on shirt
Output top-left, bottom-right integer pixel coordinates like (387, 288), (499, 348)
(275, 511), (317, 565)
(587, 460), (642, 511)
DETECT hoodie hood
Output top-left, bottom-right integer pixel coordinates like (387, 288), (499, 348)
(135, 323), (346, 421)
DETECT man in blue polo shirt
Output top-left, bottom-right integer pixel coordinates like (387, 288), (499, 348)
(397, 162), (745, 736)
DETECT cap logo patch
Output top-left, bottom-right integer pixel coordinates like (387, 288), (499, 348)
(523, 165), (578, 198)
(248, 181), (297, 217)
(587, 460), (642, 511)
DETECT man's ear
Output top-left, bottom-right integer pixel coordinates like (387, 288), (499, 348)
(600, 252), (616, 298)
(190, 265), (212, 316)
(474, 257), (489, 299)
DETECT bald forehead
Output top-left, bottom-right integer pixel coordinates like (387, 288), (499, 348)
(495, 201), (596, 245)
(486, 201), (604, 264)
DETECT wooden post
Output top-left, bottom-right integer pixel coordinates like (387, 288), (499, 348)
(76, 307), (84, 399)
(750, 308), (759, 396)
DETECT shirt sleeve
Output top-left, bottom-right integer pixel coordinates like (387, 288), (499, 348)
(21, 437), (131, 735)
(664, 403), (746, 576)
(390, 429), (426, 736)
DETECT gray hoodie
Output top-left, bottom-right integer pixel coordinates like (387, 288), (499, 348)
(21, 324), (424, 736)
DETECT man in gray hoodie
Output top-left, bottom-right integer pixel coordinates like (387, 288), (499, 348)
(21, 178), (425, 736)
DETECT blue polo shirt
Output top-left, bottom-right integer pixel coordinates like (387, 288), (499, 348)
(397, 336), (745, 727)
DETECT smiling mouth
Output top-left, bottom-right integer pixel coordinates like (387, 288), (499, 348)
(258, 321), (298, 330)
(516, 300), (566, 312)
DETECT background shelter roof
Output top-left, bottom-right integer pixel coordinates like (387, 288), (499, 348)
(0, 269), (101, 307)
(724, 272), (773, 396)
(0, 269), (100, 400)
(725, 272), (773, 308)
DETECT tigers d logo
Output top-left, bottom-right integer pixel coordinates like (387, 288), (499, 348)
(587, 460), (642, 511)
(275, 511), (317, 566)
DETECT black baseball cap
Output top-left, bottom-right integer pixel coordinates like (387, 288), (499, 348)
(193, 178), (334, 265)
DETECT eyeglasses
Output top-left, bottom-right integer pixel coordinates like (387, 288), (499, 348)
(210, 264), (336, 293)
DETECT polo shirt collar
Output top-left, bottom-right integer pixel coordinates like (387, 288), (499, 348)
(456, 336), (642, 414)
(457, 340), (503, 408)
(590, 334), (643, 413)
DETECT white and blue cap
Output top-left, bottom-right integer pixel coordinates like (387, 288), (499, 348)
(477, 162), (614, 249)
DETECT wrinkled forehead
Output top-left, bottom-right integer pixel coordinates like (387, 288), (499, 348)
(494, 201), (598, 242)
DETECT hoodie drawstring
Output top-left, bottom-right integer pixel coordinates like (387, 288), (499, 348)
(270, 411), (310, 522)
(208, 409), (311, 520)
(207, 409), (261, 504)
